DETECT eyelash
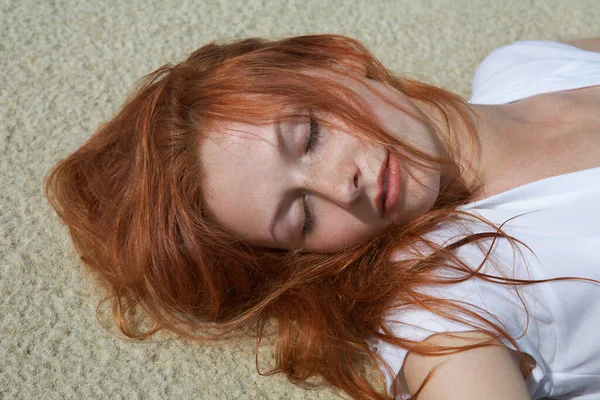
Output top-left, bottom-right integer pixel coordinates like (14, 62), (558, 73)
(302, 195), (315, 236)
(305, 110), (320, 153)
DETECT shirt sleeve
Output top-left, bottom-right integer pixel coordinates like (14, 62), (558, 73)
(372, 304), (483, 398)
(370, 279), (496, 398)
(469, 40), (600, 105)
(369, 233), (556, 398)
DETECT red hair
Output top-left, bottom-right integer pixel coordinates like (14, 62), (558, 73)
(44, 34), (598, 399)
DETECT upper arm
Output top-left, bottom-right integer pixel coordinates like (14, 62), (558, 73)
(402, 331), (532, 400)
(563, 36), (600, 53)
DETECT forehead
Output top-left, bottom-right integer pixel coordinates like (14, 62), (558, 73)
(199, 120), (280, 247)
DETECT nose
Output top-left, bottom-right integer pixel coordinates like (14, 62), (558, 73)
(302, 158), (361, 209)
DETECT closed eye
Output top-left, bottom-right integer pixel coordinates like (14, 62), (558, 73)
(306, 109), (320, 153)
(302, 194), (315, 236)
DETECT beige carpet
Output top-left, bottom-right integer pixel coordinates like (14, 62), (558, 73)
(2, 0), (598, 398)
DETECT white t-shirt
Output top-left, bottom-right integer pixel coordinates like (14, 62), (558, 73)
(371, 40), (600, 399)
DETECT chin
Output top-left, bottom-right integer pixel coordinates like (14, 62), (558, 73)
(394, 171), (441, 226)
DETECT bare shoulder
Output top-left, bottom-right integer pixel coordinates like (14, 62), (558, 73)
(562, 36), (600, 53)
(401, 330), (532, 400)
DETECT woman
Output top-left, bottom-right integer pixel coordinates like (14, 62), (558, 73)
(44, 34), (600, 399)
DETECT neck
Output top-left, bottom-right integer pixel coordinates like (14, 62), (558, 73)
(467, 103), (537, 201)
(416, 99), (530, 202)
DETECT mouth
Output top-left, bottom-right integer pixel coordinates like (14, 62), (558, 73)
(376, 150), (390, 218)
(376, 149), (402, 219)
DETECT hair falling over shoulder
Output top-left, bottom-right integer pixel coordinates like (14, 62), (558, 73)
(44, 34), (598, 399)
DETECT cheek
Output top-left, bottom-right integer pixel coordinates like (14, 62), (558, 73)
(309, 206), (381, 251)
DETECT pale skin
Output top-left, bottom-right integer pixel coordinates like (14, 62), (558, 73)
(201, 37), (600, 398)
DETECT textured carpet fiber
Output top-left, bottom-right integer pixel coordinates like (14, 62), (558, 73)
(1, 0), (598, 399)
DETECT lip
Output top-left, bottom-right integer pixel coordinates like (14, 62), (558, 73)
(375, 150), (390, 218)
(384, 152), (401, 216)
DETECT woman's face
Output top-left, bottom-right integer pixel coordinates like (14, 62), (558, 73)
(200, 74), (444, 252)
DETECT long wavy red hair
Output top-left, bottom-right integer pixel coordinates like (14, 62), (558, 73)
(44, 34), (598, 399)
